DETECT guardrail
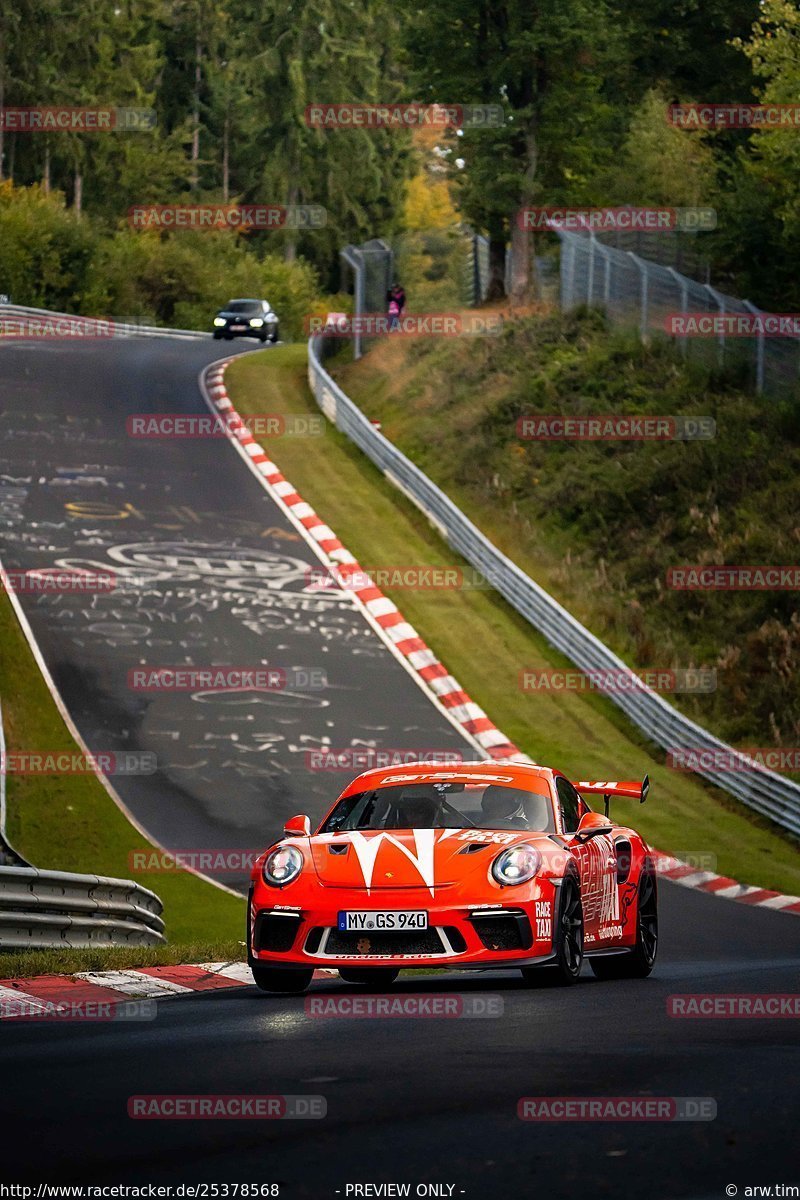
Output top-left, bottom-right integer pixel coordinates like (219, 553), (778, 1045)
(0, 302), (206, 340)
(0, 699), (28, 868)
(307, 334), (800, 838)
(0, 866), (165, 949)
(0, 700), (165, 948)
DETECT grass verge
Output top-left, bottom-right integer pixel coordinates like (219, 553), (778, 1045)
(0, 941), (245, 981)
(0, 586), (245, 949)
(225, 343), (800, 897)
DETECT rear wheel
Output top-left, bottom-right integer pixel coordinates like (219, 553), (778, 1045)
(590, 865), (658, 980)
(521, 875), (583, 987)
(338, 968), (399, 987)
(251, 966), (314, 994)
(270, 324), (280, 343)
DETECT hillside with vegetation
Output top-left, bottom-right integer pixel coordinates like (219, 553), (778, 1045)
(334, 308), (800, 760)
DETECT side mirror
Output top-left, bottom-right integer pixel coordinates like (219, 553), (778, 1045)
(283, 813), (311, 837)
(574, 812), (613, 843)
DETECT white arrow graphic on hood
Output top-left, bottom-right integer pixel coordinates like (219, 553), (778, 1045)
(348, 829), (448, 895)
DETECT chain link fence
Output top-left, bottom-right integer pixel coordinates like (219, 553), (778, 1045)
(339, 238), (394, 359)
(558, 228), (800, 395)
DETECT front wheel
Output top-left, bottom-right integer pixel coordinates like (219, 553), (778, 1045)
(521, 875), (584, 987)
(338, 968), (399, 987)
(590, 865), (658, 980)
(270, 324), (280, 343)
(251, 966), (314, 994)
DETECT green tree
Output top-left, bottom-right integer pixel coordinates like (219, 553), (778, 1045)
(405, 0), (621, 300)
(608, 86), (718, 207)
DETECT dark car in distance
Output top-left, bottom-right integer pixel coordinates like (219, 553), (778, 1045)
(212, 298), (279, 342)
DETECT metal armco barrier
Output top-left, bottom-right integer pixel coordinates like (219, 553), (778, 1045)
(0, 302), (206, 340)
(0, 866), (165, 948)
(0, 699), (28, 868)
(307, 335), (800, 837)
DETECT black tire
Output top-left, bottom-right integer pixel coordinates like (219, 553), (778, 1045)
(590, 865), (658, 980)
(521, 874), (584, 987)
(251, 965), (314, 994)
(270, 324), (280, 343)
(259, 330), (268, 342)
(338, 968), (399, 987)
(212, 331), (222, 340)
(223, 331), (233, 341)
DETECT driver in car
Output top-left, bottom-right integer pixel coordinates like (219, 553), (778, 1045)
(480, 785), (539, 829)
(391, 786), (443, 828)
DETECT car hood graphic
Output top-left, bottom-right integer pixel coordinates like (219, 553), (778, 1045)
(308, 828), (544, 894)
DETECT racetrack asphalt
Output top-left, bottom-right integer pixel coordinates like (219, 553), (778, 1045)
(0, 336), (798, 1197)
(0, 336), (475, 888)
(1, 882), (799, 1196)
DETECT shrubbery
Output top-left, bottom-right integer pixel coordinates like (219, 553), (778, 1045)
(0, 183), (320, 340)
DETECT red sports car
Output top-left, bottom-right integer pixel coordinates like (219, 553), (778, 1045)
(248, 760), (657, 992)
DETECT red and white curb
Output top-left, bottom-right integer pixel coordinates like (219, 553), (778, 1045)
(202, 360), (526, 764)
(0, 962), (343, 1018)
(654, 854), (800, 914)
(200, 358), (800, 919)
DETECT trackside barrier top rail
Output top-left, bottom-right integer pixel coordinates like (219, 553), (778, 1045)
(0, 302), (206, 340)
(0, 866), (166, 949)
(307, 335), (800, 837)
(0, 700), (165, 948)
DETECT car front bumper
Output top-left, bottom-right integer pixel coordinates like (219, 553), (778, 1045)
(249, 884), (560, 971)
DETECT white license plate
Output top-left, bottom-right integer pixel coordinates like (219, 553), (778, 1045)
(231, 324), (246, 331)
(337, 910), (428, 932)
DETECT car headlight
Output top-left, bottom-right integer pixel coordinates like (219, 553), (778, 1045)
(491, 844), (541, 886)
(263, 845), (304, 886)
(213, 317), (226, 326)
(249, 318), (264, 327)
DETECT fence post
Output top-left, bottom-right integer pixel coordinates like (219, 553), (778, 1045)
(743, 299), (765, 393)
(561, 234), (577, 308)
(586, 233), (596, 306)
(628, 252), (648, 339)
(602, 244), (612, 309)
(473, 235), (481, 304)
(705, 285), (726, 368)
(667, 267), (688, 359)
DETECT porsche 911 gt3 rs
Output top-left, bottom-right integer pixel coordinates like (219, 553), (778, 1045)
(248, 760), (657, 992)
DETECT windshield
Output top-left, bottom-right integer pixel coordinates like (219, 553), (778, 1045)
(319, 781), (554, 834)
(225, 300), (261, 314)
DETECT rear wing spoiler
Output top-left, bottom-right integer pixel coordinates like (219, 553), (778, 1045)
(573, 775), (650, 814)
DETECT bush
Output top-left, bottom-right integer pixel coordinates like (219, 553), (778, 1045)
(0, 182), (322, 340)
(0, 182), (96, 310)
